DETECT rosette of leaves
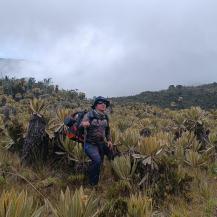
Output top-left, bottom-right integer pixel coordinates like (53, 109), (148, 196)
(29, 98), (48, 117)
(117, 119), (131, 132)
(46, 108), (71, 139)
(110, 126), (120, 146)
(47, 186), (100, 217)
(209, 132), (217, 145)
(185, 149), (211, 181)
(175, 131), (202, 154)
(60, 137), (89, 163)
(118, 129), (140, 152)
(1, 116), (25, 152)
(208, 133), (217, 159)
(136, 118), (152, 130)
(185, 150), (208, 169)
(0, 189), (44, 217)
(135, 133), (168, 186)
(127, 193), (153, 217)
(171, 112), (186, 139)
(184, 106), (206, 123)
(46, 118), (61, 139)
(138, 132), (168, 157)
(111, 155), (137, 181)
(176, 131), (213, 165)
(183, 107), (209, 141)
(170, 131), (212, 182)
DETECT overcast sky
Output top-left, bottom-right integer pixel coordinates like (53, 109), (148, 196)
(0, 0), (217, 97)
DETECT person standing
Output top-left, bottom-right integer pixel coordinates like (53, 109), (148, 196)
(80, 96), (113, 186)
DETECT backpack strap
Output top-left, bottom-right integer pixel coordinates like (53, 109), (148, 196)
(87, 110), (109, 123)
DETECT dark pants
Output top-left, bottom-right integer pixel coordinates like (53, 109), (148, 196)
(84, 142), (113, 186)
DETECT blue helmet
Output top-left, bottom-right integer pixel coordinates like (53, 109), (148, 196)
(92, 96), (110, 109)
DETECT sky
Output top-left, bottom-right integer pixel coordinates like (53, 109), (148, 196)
(0, 0), (217, 97)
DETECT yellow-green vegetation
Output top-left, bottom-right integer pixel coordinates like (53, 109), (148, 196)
(0, 189), (44, 217)
(127, 193), (153, 217)
(47, 187), (100, 217)
(111, 155), (137, 181)
(1, 77), (217, 216)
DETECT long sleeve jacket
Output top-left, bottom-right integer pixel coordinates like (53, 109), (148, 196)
(80, 109), (111, 145)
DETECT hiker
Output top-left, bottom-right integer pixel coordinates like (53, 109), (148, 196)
(80, 96), (113, 186)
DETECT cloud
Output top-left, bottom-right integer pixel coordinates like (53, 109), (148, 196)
(1, 0), (217, 97)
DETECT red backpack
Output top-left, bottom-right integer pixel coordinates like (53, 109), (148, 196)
(64, 110), (109, 143)
(64, 111), (87, 143)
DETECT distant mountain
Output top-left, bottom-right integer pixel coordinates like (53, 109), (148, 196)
(1, 58), (217, 109)
(111, 83), (217, 109)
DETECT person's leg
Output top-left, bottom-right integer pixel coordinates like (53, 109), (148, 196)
(84, 143), (102, 186)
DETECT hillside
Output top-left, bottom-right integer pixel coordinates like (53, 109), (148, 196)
(1, 58), (217, 110)
(112, 83), (217, 109)
(0, 77), (217, 216)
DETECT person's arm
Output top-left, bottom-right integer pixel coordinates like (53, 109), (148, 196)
(106, 119), (113, 149)
(79, 113), (90, 129)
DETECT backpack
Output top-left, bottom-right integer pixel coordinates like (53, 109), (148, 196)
(64, 110), (87, 143)
(64, 110), (109, 143)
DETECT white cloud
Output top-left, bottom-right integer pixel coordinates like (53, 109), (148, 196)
(1, 0), (217, 97)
